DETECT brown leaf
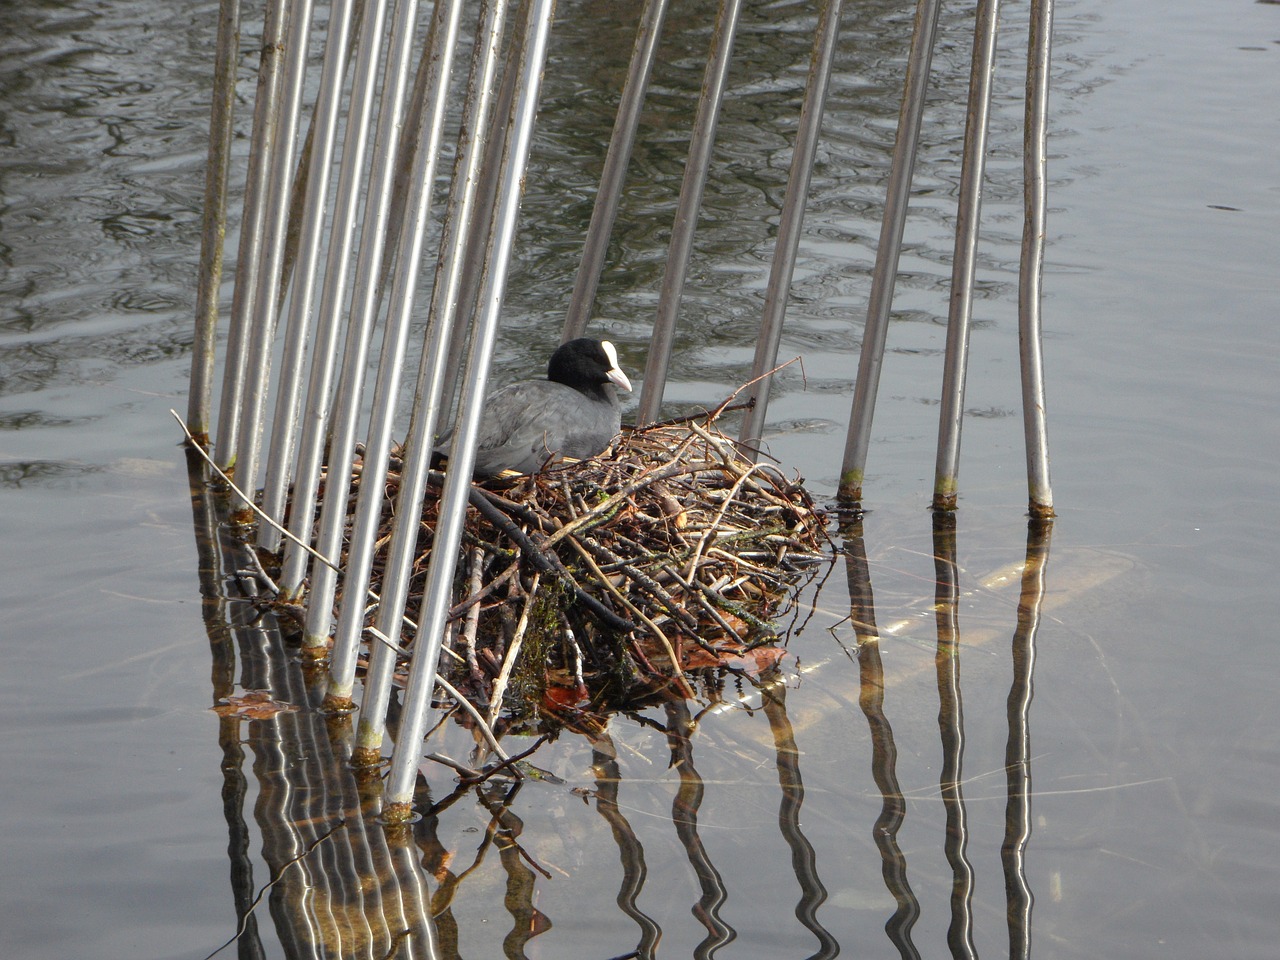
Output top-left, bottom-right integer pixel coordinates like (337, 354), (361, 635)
(213, 690), (298, 721)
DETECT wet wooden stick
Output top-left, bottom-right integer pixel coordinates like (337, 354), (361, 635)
(486, 572), (540, 726)
(567, 538), (695, 698)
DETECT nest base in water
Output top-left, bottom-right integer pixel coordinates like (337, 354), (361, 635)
(324, 412), (829, 722)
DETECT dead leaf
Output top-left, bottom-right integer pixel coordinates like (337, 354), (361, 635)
(213, 690), (298, 721)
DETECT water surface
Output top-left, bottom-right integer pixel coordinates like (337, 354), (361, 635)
(2, 0), (1278, 957)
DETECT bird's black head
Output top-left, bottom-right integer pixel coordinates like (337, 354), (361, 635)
(548, 338), (633, 398)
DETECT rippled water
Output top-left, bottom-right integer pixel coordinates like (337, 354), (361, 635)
(2, 0), (1278, 957)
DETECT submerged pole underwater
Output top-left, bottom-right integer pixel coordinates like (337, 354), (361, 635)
(838, 0), (942, 503)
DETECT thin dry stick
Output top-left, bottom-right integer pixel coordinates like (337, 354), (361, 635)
(682, 460), (770, 582)
(568, 538), (695, 698)
(486, 571), (540, 725)
(540, 459), (718, 549)
(460, 546), (485, 681)
(173, 409), (337, 572)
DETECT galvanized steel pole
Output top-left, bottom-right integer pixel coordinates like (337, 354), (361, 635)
(257, 0), (358, 551)
(1020, 0), (1055, 518)
(838, 0), (942, 502)
(189, 0), (240, 442)
(324, 0), (464, 710)
(230, 0), (317, 504)
(635, 0), (745, 425)
(738, 0), (844, 454)
(932, 0), (1001, 511)
(562, 0), (671, 342)
(349, 0), (512, 753)
(214, 0), (289, 470)
(297, 0), (423, 648)
(385, 0), (557, 818)
(277, 0), (391, 597)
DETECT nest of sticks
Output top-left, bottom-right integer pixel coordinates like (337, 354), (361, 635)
(335, 409), (831, 721)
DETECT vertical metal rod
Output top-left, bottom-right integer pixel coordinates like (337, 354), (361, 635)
(189, 0), (241, 442)
(277, 0), (391, 597)
(349, 0), (512, 748)
(256, 0), (358, 551)
(561, 0), (671, 342)
(932, 0), (1002, 511)
(301, 0), (424, 648)
(230, 0), (317, 502)
(214, 0), (290, 469)
(1020, 0), (1055, 518)
(738, 0), (844, 455)
(324, 0), (464, 708)
(634, 0), (745, 426)
(435, 20), (522, 419)
(385, 0), (557, 817)
(837, 0), (942, 502)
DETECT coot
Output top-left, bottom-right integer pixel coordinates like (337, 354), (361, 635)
(437, 338), (632, 476)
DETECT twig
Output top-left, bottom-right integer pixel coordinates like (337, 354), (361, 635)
(487, 572), (540, 726)
(172, 409), (338, 573)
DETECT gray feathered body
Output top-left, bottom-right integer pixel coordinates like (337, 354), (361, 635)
(441, 379), (622, 476)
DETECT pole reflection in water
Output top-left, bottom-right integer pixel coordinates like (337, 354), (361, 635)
(844, 518), (923, 959)
(190, 461), (440, 959)
(932, 512), (979, 960)
(760, 677), (839, 959)
(665, 700), (735, 958)
(844, 512), (1053, 958)
(1004, 518), (1052, 959)
(190, 452), (1055, 957)
(476, 783), (554, 957)
(592, 737), (663, 959)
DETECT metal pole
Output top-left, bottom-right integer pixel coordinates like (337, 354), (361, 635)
(189, 0), (240, 443)
(385, 0), (557, 819)
(230, 0), (317, 508)
(837, 0), (942, 502)
(300, 0), (426, 651)
(634, 0), (745, 426)
(932, 0), (1001, 512)
(346, 0), (512, 746)
(277, 0), (391, 597)
(1020, 0), (1055, 518)
(562, 0), (671, 341)
(214, 0), (289, 469)
(324, 0), (465, 709)
(435, 22), (521, 419)
(256, 0), (358, 551)
(738, 0), (844, 455)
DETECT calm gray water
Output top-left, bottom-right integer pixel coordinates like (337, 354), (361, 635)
(2, 0), (1278, 957)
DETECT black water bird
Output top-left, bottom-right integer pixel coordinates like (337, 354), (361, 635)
(436, 338), (633, 476)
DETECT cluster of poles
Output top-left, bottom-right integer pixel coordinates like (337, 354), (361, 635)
(184, 0), (1055, 820)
